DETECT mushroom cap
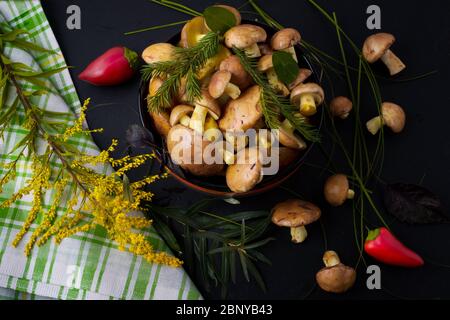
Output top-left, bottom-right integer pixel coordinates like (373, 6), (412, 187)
(271, 28), (302, 50)
(363, 33), (396, 63)
(220, 55), (253, 89)
(149, 77), (174, 109)
(291, 83), (325, 106)
(288, 69), (313, 90)
(316, 264), (356, 293)
(226, 148), (263, 193)
(271, 199), (321, 228)
(142, 43), (176, 64)
(150, 111), (171, 137)
(219, 85), (263, 132)
(324, 174), (350, 207)
(257, 54), (273, 72)
(211, 5), (242, 26)
(169, 105), (194, 126)
(167, 125), (225, 176)
(330, 96), (353, 119)
(208, 70), (232, 99)
(180, 16), (209, 48)
(224, 24), (267, 49)
(278, 128), (307, 150)
(381, 102), (406, 133)
(195, 90), (221, 120)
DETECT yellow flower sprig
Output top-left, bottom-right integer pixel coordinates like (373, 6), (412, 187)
(0, 45), (182, 267)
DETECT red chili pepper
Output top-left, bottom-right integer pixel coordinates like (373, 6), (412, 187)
(79, 47), (139, 86)
(364, 227), (424, 268)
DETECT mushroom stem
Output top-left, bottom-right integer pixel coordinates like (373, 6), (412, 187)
(189, 105), (209, 134)
(283, 46), (298, 62)
(224, 83), (241, 100)
(204, 116), (220, 142)
(244, 43), (262, 58)
(299, 94), (317, 116)
(366, 116), (384, 135)
(347, 189), (355, 200)
(380, 49), (406, 76)
(291, 226), (308, 244)
(323, 251), (341, 267)
(267, 69), (290, 97)
(180, 115), (191, 127)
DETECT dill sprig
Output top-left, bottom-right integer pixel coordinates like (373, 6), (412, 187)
(142, 31), (220, 113)
(233, 47), (320, 143)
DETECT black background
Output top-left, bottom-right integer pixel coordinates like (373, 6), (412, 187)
(40, 0), (450, 300)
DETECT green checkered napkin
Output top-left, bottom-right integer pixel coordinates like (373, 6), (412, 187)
(0, 0), (200, 300)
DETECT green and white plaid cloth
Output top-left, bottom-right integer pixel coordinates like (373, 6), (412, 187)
(0, 0), (200, 300)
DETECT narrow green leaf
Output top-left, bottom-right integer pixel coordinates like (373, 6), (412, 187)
(122, 174), (133, 202)
(229, 250), (237, 284)
(152, 216), (181, 254)
(203, 6), (237, 34)
(1, 29), (27, 41)
(248, 250), (272, 266)
(244, 237), (275, 250)
(238, 250), (250, 282)
(11, 38), (57, 54)
(245, 256), (267, 292)
(272, 51), (300, 85)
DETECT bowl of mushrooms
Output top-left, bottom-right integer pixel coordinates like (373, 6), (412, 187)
(139, 5), (324, 197)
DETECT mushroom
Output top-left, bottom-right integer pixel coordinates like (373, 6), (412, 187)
(167, 125), (224, 176)
(224, 24), (267, 58)
(197, 45), (231, 81)
(180, 16), (209, 48)
(208, 70), (241, 101)
(148, 76), (174, 109)
(330, 96), (353, 119)
(366, 102), (406, 135)
(259, 43), (273, 56)
(142, 43), (176, 64)
(219, 85), (263, 133)
(189, 90), (221, 135)
(150, 111), (171, 137)
(288, 68), (312, 91)
(226, 148), (263, 193)
(258, 54), (290, 97)
(277, 119), (307, 150)
(219, 55), (253, 89)
(271, 28), (301, 62)
(170, 105), (194, 127)
(362, 33), (406, 76)
(316, 251), (356, 293)
(324, 174), (355, 207)
(271, 199), (321, 244)
(291, 83), (325, 117)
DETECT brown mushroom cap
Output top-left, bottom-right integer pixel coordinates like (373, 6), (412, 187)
(142, 43), (176, 64)
(226, 148), (263, 193)
(208, 70), (232, 99)
(257, 54), (273, 72)
(219, 85), (263, 132)
(212, 5), (242, 26)
(382, 102), (406, 133)
(324, 174), (351, 207)
(224, 24), (267, 49)
(167, 125), (224, 176)
(169, 105), (194, 127)
(316, 264), (356, 294)
(271, 28), (301, 50)
(149, 77), (174, 109)
(330, 96), (353, 119)
(278, 147), (300, 168)
(150, 111), (171, 137)
(271, 199), (321, 228)
(278, 128), (307, 150)
(195, 90), (221, 120)
(291, 83), (325, 106)
(363, 33), (396, 63)
(288, 69), (313, 90)
(219, 55), (253, 89)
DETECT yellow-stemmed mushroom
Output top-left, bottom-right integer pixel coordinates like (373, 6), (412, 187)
(271, 28), (301, 62)
(189, 91), (221, 135)
(224, 24), (267, 58)
(290, 83), (325, 117)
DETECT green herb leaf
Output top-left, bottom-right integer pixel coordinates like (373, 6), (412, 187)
(273, 51), (300, 85)
(203, 6), (236, 34)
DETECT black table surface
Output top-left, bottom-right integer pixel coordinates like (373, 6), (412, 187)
(41, 0), (450, 300)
